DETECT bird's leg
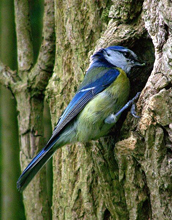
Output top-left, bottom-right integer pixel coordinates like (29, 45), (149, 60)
(105, 92), (141, 124)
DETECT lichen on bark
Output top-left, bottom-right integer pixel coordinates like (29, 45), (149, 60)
(114, 0), (172, 219)
(46, 0), (156, 219)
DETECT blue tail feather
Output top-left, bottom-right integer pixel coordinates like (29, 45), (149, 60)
(17, 138), (58, 192)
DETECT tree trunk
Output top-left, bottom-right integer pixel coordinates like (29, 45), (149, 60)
(0, 0), (25, 219)
(1, 0), (172, 219)
(1, 0), (55, 219)
(47, 0), (172, 219)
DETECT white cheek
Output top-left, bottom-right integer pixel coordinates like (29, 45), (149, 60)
(110, 55), (126, 67)
(106, 52), (126, 66)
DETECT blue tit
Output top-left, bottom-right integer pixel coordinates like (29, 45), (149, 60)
(17, 46), (144, 191)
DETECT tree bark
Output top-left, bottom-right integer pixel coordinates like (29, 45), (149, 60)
(0, 0), (25, 218)
(47, 0), (171, 219)
(0, 0), (55, 219)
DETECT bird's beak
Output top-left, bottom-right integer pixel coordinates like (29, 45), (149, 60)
(134, 61), (146, 67)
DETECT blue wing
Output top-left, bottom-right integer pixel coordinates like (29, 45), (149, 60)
(17, 68), (120, 191)
(46, 68), (120, 147)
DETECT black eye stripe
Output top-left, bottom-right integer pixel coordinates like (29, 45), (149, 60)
(123, 52), (131, 58)
(123, 52), (136, 61)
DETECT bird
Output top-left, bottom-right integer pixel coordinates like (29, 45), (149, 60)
(17, 45), (144, 192)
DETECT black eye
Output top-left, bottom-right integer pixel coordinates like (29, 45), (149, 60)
(123, 52), (130, 58)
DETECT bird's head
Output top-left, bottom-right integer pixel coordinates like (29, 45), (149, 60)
(91, 46), (145, 74)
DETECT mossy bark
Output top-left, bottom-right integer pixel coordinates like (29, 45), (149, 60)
(0, 0), (55, 219)
(46, 0), (172, 219)
(0, 0), (25, 219)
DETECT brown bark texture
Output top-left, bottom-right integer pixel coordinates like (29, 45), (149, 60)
(1, 0), (55, 219)
(47, 0), (172, 219)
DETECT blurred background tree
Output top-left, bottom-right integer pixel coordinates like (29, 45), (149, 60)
(0, 0), (49, 219)
(0, 0), (24, 219)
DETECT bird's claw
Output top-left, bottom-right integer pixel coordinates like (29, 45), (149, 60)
(130, 92), (141, 118)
